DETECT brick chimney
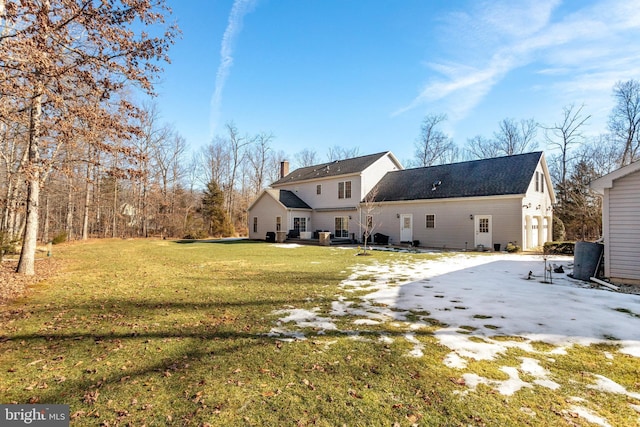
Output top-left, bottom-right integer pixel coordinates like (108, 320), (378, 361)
(280, 161), (289, 179)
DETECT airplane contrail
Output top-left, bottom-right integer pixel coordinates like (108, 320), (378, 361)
(210, 0), (257, 137)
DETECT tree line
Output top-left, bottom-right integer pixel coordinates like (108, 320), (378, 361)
(407, 80), (640, 242)
(2, 3), (639, 276)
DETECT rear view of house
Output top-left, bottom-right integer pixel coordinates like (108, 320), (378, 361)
(248, 151), (555, 251)
(247, 152), (403, 242)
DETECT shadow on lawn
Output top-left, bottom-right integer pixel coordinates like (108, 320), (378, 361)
(2, 320), (437, 411)
(174, 238), (260, 244)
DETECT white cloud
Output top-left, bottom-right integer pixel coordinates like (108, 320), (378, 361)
(397, 0), (640, 133)
(210, 0), (257, 137)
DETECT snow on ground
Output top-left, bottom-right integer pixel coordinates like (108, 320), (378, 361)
(268, 251), (640, 423)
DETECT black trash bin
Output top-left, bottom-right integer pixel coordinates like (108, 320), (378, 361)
(265, 232), (276, 242)
(494, 243), (501, 251)
(373, 233), (389, 245)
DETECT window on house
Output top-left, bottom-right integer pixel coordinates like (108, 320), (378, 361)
(253, 217), (257, 233)
(316, 184), (322, 195)
(338, 181), (352, 199)
(293, 217), (307, 232)
(334, 216), (349, 238)
(276, 216), (281, 231)
(479, 218), (489, 233)
(426, 214), (435, 229)
(535, 172), (540, 192)
(540, 172), (544, 193)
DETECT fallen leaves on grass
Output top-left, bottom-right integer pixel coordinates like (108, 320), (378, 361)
(0, 259), (61, 303)
(450, 377), (466, 386)
(83, 389), (100, 405)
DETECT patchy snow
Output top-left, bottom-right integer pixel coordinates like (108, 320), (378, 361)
(404, 332), (425, 357)
(568, 406), (613, 427)
(268, 251), (640, 421)
(336, 253), (640, 358)
(588, 374), (640, 400)
(271, 307), (337, 332)
(271, 243), (304, 248)
(520, 357), (561, 390)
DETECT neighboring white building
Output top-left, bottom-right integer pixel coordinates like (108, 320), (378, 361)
(590, 161), (640, 284)
(248, 151), (555, 251)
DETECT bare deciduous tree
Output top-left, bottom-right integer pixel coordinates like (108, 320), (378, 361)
(247, 132), (274, 194)
(327, 146), (360, 162)
(465, 135), (499, 160)
(542, 104), (590, 204)
(493, 118), (538, 156)
(1, 0), (177, 274)
(412, 113), (457, 167)
(608, 79), (640, 166)
(359, 185), (381, 255)
(294, 148), (318, 168)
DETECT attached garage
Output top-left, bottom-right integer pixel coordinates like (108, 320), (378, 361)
(591, 161), (640, 284)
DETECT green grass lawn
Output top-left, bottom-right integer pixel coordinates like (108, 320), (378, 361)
(0, 239), (638, 426)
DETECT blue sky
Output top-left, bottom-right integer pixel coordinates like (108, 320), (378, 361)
(155, 0), (640, 165)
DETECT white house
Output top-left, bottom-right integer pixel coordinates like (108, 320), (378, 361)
(590, 161), (640, 284)
(247, 152), (403, 241)
(248, 151), (555, 250)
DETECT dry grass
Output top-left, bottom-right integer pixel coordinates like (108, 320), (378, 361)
(1, 240), (639, 426)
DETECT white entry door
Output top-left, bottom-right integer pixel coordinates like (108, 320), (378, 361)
(474, 215), (492, 249)
(400, 214), (413, 242)
(531, 217), (540, 248)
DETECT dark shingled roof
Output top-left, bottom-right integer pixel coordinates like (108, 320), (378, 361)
(272, 152), (391, 186)
(370, 152), (543, 202)
(275, 190), (311, 209)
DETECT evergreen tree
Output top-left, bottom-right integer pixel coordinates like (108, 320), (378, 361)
(202, 180), (235, 237)
(555, 160), (602, 241)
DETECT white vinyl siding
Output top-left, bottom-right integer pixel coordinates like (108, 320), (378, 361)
(606, 170), (640, 281)
(372, 197), (522, 250)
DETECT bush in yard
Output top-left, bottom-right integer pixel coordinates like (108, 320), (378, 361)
(553, 216), (567, 241)
(52, 232), (67, 245)
(182, 229), (208, 240)
(543, 241), (575, 255)
(505, 242), (521, 253)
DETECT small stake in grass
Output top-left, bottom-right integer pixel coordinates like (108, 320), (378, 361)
(542, 255), (553, 284)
